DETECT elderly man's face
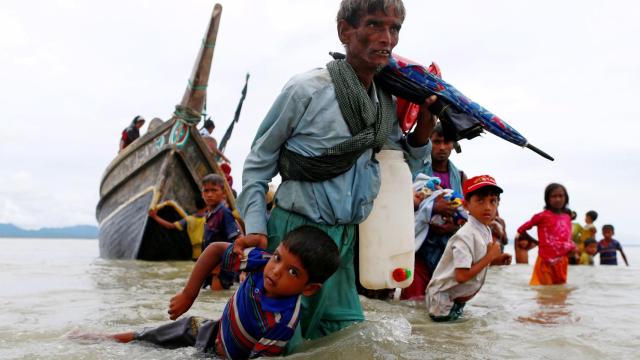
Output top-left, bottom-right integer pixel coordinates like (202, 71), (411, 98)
(339, 7), (402, 74)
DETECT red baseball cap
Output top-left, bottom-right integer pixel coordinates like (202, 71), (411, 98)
(463, 175), (503, 197)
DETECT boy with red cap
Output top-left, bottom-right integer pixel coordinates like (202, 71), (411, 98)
(426, 175), (512, 322)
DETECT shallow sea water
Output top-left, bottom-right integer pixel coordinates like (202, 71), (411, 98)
(1, 238), (639, 360)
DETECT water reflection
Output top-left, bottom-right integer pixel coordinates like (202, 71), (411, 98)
(517, 286), (579, 325)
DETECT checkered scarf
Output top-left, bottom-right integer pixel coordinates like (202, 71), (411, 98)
(278, 59), (395, 182)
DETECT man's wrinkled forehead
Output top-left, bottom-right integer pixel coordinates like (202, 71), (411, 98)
(338, 0), (405, 26)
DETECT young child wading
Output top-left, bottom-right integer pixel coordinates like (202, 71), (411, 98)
(79, 226), (340, 359)
(517, 183), (575, 285)
(426, 175), (511, 322)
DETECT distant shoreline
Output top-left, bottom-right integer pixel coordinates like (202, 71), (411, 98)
(0, 223), (98, 239)
(0, 236), (97, 240)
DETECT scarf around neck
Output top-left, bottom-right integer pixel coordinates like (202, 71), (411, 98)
(278, 59), (395, 182)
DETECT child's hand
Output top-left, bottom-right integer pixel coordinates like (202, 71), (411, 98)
(148, 209), (158, 218)
(433, 194), (455, 216)
(168, 291), (195, 320)
(487, 241), (502, 261)
(233, 234), (268, 257)
(492, 252), (512, 265)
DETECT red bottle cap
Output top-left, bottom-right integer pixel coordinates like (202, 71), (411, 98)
(392, 268), (412, 282)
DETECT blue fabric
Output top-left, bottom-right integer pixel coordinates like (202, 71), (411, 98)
(413, 160), (463, 271)
(218, 245), (301, 359)
(203, 204), (240, 248)
(237, 67), (430, 235)
(386, 56), (528, 147)
(415, 158), (463, 194)
(412, 173), (449, 251)
(598, 239), (622, 265)
(202, 205), (241, 289)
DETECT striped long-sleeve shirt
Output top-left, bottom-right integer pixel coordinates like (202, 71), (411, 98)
(217, 246), (301, 359)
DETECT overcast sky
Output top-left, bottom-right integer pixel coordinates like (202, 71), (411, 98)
(2, 0), (639, 243)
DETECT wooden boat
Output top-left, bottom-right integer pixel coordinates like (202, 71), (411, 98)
(96, 4), (236, 260)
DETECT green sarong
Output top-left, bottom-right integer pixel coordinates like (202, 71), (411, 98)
(267, 207), (364, 351)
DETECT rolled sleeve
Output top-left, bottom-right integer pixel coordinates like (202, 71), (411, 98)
(402, 136), (431, 175)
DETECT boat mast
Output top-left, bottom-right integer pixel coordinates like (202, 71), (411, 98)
(180, 3), (222, 114)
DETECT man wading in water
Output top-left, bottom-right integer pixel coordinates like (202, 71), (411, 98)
(236, 0), (437, 352)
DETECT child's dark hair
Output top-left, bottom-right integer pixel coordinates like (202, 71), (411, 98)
(431, 122), (444, 137)
(464, 186), (502, 202)
(202, 174), (225, 188)
(586, 210), (598, 221)
(281, 225), (340, 284)
(584, 238), (597, 247)
(543, 183), (570, 213)
(602, 224), (614, 233)
(194, 196), (206, 210)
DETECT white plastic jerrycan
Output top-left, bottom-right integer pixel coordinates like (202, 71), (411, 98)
(359, 149), (414, 289)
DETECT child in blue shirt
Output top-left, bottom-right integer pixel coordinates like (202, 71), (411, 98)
(597, 224), (629, 266)
(98, 225), (340, 359)
(200, 174), (241, 289)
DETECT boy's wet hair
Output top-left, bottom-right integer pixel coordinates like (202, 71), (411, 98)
(602, 224), (614, 233)
(194, 196), (206, 210)
(337, 0), (406, 27)
(586, 210), (598, 221)
(202, 174), (225, 188)
(543, 183), (570, 213)
(464, 186), (501, 202)
(584, 238), (597, 247)
(281, 225), (340, 284)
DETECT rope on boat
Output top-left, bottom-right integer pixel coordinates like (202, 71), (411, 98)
(201, 38), (216, 49)
(187, 79), (208, 91)
(173, 105), (201, 126)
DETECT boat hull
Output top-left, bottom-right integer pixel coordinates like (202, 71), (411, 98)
(96, 119), (224, 260)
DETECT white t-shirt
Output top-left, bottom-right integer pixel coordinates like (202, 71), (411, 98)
(426, 215), (492, 316)
(199, 128), (212, 137)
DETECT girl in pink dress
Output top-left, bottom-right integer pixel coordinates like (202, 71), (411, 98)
(517, 183), (576, 285)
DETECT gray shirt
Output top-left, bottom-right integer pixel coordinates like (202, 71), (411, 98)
(426, 215), (492, 316)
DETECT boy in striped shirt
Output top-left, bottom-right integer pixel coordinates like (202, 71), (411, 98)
(108, 225), (340, 359)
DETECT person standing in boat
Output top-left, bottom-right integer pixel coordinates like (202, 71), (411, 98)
(119, 115), (145, 151)
(199, 118), (215, 137)
(237, 0), (437, 350)
(199, 118), (231, 163)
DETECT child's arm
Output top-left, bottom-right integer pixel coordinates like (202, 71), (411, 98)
(455, 241), (502, 283)
(491, 252), (512, 266)
(519, 231), (539, 245)
(232, 234), (268, 257)
(149, 209), (178, 230)
(619, 248), (629, 266)
(516, 213), (543, 243)
(168, 242), (232, 320)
